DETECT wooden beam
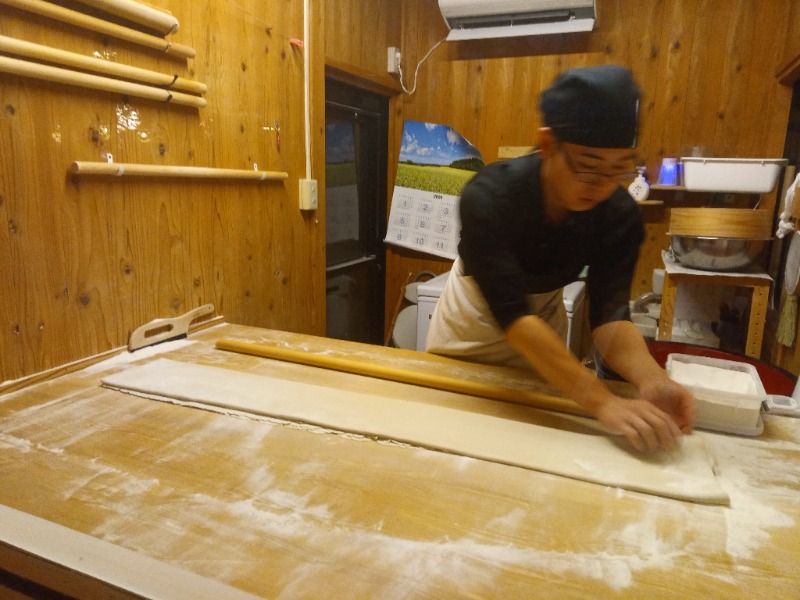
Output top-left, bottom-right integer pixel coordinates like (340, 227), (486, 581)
(68, 161), (288, 180)
(70, 0), (180, 35)
(0, 34), (206, 94)
(0, 0), (195, 59)
(325, 59), (403, 96)
(0, 55), (206, 108)
(777, 51), (800, 86)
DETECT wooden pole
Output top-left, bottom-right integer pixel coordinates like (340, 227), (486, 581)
(69, 162), (289, 181)
(70, 0), (179, 35)
(0, 0), (195, 59)
(215, 338), (589, 417)
(0, 55), (206, 108)
(0, 35), (206, 95)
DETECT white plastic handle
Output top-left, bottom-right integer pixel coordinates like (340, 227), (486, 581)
(764, 395), (800, 417)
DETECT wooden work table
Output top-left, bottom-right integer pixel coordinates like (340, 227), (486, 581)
(0, 324), (799, 598)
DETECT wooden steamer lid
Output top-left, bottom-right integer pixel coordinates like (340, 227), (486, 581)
(669, 208), (773, 239)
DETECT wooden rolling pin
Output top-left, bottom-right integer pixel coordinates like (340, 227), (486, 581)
(215, 338), (589, 417)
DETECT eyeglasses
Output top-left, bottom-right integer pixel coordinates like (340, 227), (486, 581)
(558, 143), (637, 184)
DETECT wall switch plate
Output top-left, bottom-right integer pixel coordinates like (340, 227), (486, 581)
(387, 46), (401, 74)
(299, 179), (318, 211)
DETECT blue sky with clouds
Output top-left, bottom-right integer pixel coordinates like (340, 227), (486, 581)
(325, 121), (355, 164)
(399, 121), (482, 166)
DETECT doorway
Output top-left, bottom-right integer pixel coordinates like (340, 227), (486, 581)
(324, 79), (388, 344)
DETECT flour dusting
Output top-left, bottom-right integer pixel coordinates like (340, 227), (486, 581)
(486, 508), (526, 532)
(92, 485), (671, 597)
(82, 339), (197, 374)
(0, 394), (153, 451)
(0, 433), (33, 452)
(706, 434), (798, 560)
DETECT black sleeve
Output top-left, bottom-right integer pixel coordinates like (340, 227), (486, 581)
(586, 191), (645, 329)
(458, 165), (532, 330)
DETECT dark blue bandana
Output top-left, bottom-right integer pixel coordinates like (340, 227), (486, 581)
(540, 65), (640, 148)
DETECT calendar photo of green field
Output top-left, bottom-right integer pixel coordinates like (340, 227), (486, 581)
(395, 162), (476, 195)
(395, 121), (483, 195)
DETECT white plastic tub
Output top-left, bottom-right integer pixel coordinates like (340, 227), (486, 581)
(666, 353), (766, 435)
(681, 157), (787, 193)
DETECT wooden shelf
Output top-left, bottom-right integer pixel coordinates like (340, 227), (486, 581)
(325, 59), (403, 96)
(650, 184), (767, 196)
(650, 184), (687, 191)
(658, 267), (771, 359)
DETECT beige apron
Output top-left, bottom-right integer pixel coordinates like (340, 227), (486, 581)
(425, 257), (568, 370)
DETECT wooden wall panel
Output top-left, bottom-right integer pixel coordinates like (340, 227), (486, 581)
(0, 0), (325, 384)
(646, 1), (697, 165)
(383, 0), (800, 372)
(4, 0), (798, 383)
(324, 0), (401, 77)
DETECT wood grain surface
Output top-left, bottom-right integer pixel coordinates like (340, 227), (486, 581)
(1, 324), (799, 598)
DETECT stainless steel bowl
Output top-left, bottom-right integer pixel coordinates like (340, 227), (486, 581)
(668, 235), (769, 271)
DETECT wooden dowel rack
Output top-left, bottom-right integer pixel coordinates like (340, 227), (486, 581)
(0, 55), (206, 108)
(71, 0), (180, 36)
(0, 35), (206, 95)
(69, 161), (289, 182)
(0, 0), (195, 59)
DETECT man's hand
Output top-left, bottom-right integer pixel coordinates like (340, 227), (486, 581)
(504, 315), (695, 452)
(590, 320), (696, 448)
(637, 378), (695, 434)
(593, 395), (685, 452)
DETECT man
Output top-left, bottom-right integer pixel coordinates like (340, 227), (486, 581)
(426, 65), (694, 453)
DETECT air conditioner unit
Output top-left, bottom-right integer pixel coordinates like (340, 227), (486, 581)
(438, 0), (596, 41)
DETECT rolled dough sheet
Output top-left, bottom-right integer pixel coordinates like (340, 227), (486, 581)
(101, 358), (729, 506)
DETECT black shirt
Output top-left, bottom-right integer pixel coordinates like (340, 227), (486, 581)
(458, 153), (644, 331)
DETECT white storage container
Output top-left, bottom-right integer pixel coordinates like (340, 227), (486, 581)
(666, 353), (765, 436)
(681, 157), (787, 193)
(562, 280), (586, 358)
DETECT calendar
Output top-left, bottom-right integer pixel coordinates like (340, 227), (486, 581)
(385, 120), (483, 260)
(386, 187), (460, 258)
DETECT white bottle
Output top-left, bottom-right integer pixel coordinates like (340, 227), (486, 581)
(628, 166), (650, 202)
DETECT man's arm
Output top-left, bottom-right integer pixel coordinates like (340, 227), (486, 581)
(591, 320), (695, 433)
(505, 315), (689, 452)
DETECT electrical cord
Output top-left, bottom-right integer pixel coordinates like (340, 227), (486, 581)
(398, 38), (446, 95)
